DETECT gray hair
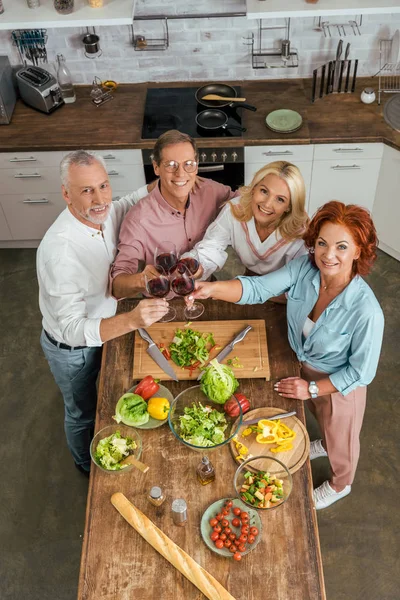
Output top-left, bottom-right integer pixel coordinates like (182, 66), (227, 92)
(60, 150), (107, 190)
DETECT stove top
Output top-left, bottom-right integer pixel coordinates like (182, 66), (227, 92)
(142, 87), (243, 139)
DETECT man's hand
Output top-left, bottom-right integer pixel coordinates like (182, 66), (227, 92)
(140, 264), (161, 289)
(129, 299), (169, 329)
(274, 377), (310, 400)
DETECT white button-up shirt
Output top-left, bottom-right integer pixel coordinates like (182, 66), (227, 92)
(37, 186), (148, 348)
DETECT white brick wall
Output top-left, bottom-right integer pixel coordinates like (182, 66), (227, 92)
(0, 0), (399, 84)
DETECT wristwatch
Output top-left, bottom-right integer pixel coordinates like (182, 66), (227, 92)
(308, 381), (319, 399)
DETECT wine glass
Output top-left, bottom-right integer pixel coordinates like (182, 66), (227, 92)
(170, 263), (204, 320)
(154, 241), (178, 275)
(177, 248), (201, 277)
(144, 267), (176, 323)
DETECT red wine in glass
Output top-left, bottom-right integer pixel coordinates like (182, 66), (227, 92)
(177, 256), (199, 275)
(171, 265), (204, 320)
(156, 252), (178, 274)
(171, 275), (195, 296)
(147, 276), (170, 298)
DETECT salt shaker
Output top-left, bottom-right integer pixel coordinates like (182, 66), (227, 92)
(148, 486), (166, 507)
(171, 499), (187, 526)
(360, 88), (376, 105)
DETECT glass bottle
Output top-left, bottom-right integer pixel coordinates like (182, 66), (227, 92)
(54, 0), (74, 15)
(196, 456), (216, 486)
(148, 486), (166, 507)
(56, 54), (76, 104)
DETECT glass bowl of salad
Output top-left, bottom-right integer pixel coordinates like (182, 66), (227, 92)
(233, 455), (293, 510)
(168, 385), (243, 452)
(90, 424), (142, 473)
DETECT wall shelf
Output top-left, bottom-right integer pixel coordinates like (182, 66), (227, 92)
(246, 0), (400, 20)
(0, 0), (135, 31)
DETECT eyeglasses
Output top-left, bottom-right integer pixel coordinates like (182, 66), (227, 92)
(161, 160), (198, 173)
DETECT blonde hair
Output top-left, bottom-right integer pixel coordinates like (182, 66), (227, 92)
(230, 161), (308, 241)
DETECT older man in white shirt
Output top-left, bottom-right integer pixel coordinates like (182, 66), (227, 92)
(37, 150), (168, 476)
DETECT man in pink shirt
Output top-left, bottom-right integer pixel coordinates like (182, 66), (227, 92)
(111, 130), (238, 299)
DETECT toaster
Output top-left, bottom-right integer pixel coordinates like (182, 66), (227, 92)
(0, 56), (17, 125)
(16, 65), (64, 114)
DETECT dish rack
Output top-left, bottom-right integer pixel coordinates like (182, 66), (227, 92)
(131, 18), (169, 51)
(244, 18), (298, 69)
(11, 29), (48, 65)
(375, 39), (400, 105)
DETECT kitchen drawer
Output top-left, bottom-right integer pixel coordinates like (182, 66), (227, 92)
(0, 203), (12, 240)
(106, 164), (146, 189)
(314, 143), (383, 161)
(90, 149), (143, 166)
(1, 167), (61, 195)
(0, 151), (64, 169)
(0, 193), (66, 240)
(245, 145), (314, 164)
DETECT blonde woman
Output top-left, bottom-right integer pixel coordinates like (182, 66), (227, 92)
(185, 161), (309, 281)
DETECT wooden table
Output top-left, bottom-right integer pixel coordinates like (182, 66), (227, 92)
(78, 300), (326, 600)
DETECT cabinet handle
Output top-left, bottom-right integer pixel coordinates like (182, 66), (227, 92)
(23, 198), (49, 204)
(103, 154), (116, 160)
(107, 170), (119, 176)
(198, 165), (225, 172)
(9, 156), (37, 162)
(333, 148), (363, 153)
(15, 172), (42, 178)
(331, 165), (361, 170)
(262, 150), (293, 156)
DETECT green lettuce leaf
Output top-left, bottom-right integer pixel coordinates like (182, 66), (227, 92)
(200, 359), (239, 404)
(114, 393), (149, 426)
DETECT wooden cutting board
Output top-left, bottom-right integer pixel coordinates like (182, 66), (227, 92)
(230, 407), (310, 475)
(132, 320), (270, 381)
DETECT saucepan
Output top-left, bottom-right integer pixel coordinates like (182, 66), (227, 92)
(196, 109), (247, 134)
(196, 83), (257, 112)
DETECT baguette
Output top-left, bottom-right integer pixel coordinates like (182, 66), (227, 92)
(111, 492), (237, 600)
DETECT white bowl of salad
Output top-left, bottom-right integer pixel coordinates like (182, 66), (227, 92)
(90, 424), (142, 473)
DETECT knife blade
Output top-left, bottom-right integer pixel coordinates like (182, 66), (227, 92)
(137, 328), (178, 381)
(197, 325), (252, 380)
(243, 411), (297, 426)
(345, 59), (352, 93)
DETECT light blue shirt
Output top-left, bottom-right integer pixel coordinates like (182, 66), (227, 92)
(237, 255), (384, 395)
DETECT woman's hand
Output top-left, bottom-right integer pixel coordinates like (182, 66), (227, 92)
(189, 281), (217, 300)
(274, 377), (310, 400)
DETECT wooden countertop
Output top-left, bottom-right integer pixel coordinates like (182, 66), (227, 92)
(1, 78), (399, 152)
(78, 299), (325, 600)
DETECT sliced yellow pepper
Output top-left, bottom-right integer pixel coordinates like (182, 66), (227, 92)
(256, 433), (278, 444)
(242, 428), (253, 437)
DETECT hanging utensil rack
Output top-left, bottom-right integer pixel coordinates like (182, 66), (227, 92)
(131, 18), (169, 51)
(374, 39), (400, 105)
(11, 29), (48, 66)
(313, 15), (362, 38)
(243, 18), (298, 69)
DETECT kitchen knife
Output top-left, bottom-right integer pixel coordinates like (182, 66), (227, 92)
(312, 68), (317, 103)
(351, 59), (358, 93)
(345, 59), (352, 93)
(326, 61), (333, 95)
(243, 411), (297, 426)
(320, 64), (326, 98)
(333, 39), (343, 92)
(197, 325), (252, 380)
(137, 328), (179, 381)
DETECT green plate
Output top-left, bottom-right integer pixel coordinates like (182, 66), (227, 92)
(200, 497), (262, 558)
(125, 383), (174, 429)
(266, 109), (302, 133)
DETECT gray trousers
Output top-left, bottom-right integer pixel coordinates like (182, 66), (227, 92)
(40, 330), (103, 471)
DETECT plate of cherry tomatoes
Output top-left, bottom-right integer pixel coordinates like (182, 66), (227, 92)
(200, 497), (262, 560)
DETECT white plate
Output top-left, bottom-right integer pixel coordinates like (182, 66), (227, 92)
(390, 30), (400, 65)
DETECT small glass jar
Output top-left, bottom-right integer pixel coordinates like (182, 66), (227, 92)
(196, 456), (215, 486)
(27, 0), (41, 8)
(360, 88), (376, 105)
(148, 486), (166, 507)
(171, 499), (187, 526)
(54, 0), (74, 14)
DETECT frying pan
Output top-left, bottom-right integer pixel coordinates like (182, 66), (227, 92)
(196, 109), (246, 133)
(196, 83), (257, 112)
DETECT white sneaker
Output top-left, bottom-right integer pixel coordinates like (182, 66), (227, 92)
(313, 481), (351, 510)
(310, 439), (328, 461)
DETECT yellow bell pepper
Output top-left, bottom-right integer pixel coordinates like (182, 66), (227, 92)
(242, 427), (253, 437)
(147, 397), (170, 420)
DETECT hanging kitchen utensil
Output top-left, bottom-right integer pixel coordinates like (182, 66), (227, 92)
(338, 43), (350, 93)
(195, 83), (256, 112)
(333, 39), (343, 92)
(196, 109), (246, 133)
(82, 27), (102, 58)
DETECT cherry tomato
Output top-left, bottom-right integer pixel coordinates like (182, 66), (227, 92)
(233, 552), (242, 561)
(216, 513), (223, 521)
(209, 518), (218, 527)
(224, 539), (232, 549)
(247, 534), (255, 544)
(241, 525), (250, 535)
(223, 527), (232, 535)
(222, 509), (230, 516)
(232, 518), (241, 527)
(213, 525), (222, 533)
(250, 527), (259, 536)
(215, 539), (224, 549)
(210, 532), (219, 542)
(239, 534), (248, 543)
(229, 533), (236, 541)
(234, 539), (241, 547)
(221, 519), (229, 528)
(225, 500), (233, 508)
(240, 512), (249, 520)
(238, 544), (246, 553)
(233, 507), (241, 516)
(241, 516), (250, 525)
(229, 545), (236, 553)
(219, 533), (227, 541)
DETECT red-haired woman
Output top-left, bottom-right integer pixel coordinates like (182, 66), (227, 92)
(190, 201), (384, 509)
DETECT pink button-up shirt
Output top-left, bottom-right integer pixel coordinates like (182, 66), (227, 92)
(111, 178), (237, 279)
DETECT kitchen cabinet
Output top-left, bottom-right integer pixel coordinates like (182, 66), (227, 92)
(372, 145), (400, 261)
(0, 0), (135, 31)
(245, 145), (314, 206)
(246, 0), (400, 20)
(308, 143), (383, 217)
(0, 204), (12, 241)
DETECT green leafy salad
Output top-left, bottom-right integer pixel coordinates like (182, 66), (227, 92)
(200, 358), (239, 404)
(94, 430), (137, 470)
(114, 393), (149, 426)
(169, 328), (215, 368)
(178, 402), (228, 447)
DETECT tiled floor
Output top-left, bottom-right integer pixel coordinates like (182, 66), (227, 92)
(0, 247), (399, 600)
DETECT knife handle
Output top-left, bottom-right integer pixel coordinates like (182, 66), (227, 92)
(232, 325), (252, 346)
(137, 328), (154, 345)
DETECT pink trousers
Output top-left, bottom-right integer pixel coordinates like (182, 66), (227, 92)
(301, 363), (367, 489)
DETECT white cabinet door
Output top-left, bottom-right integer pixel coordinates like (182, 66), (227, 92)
(372, 145), (400, 260)
(0, 193), (66, 241)
(106, 164), (146, 189)
(308, 159), (382, 217)
(0, 203), (12, 240)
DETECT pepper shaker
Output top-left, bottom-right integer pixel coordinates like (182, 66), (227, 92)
(148, 486), (166, 507)
(171, 499), (187, 526)
(360, 88), (376, 104)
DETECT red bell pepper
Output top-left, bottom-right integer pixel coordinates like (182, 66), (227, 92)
(224, 393), (251, 417)
(134, 375), (160, 400)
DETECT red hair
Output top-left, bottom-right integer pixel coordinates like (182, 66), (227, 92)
(303, 201), (378, 276)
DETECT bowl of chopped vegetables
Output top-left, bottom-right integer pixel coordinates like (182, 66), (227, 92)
(233, 455), (292, 510)
(168, 385), (243, 451)
(90, 425), (142, 473)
